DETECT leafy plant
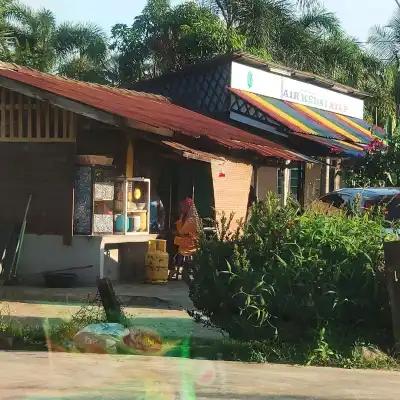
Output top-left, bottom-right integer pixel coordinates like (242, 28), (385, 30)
(189, 193), (392, 344)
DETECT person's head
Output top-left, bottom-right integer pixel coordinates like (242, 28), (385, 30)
(180, 197), (193, 216)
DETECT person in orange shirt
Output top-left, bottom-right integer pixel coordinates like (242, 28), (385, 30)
(169, 198), (201, 280)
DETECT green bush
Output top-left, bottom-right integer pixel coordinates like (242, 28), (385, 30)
(189, 194), (392, 343)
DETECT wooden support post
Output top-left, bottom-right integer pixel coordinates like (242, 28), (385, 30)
(1, 88), (5, 138)
(27, 97), (32, 139)
(321, 157), (331, 196)
(36, 99), (41, 138)
(18, 94), (23, 139)
(334, 159), (342, 191)
(62, 109), (67, 139)
(126, 138), (134, 178)
(9, 91), (14, 138)
(281, 161), (290, 207)
(253, 166), (259, 199)
(297, 162), (305, 209)
(54, 107), (59, 139)
(68, 112), (75, 139)
(45, 102), (50, 139)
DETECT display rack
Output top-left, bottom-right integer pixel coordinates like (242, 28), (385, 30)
(74, 168), (150, 236)
(113, 177), (151, 235)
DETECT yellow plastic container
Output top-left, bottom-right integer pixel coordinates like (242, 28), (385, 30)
(156, 239), (167, 253)
(145, 240), (169, 284)
(148, 240), (157, 253)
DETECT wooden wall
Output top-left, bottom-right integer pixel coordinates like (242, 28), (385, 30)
(211, 159), (253, 230)
(0, 142), (75, 236)
(0, 88), (76, 142)
(76, 125), (127, 176)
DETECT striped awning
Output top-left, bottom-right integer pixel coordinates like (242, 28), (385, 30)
(229, 88), (386, 153)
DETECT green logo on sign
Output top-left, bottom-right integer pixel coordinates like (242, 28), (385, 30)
(247, 71), (253, 89)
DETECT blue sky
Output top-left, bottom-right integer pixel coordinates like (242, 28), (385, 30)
(24, 0), (395, 41)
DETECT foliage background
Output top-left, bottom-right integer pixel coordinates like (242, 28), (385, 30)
(0, 0), (397, 128)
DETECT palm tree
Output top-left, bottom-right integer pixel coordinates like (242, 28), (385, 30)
(3, 0), (110, 82)
(4, 0), (56, 71)
(54, 22), (109, 83)
(0, 1), (14, 62)
(369, 11), (400, 65)
(368, 10), (400, 127)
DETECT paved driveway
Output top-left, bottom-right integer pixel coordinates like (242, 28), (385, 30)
(2, 352), (400, 399)
(0, 300), (222, 340)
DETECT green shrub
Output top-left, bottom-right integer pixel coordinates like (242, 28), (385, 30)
(189, 194), (391, 343)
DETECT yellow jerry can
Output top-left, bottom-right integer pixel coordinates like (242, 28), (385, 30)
(145, 240), (169, 284)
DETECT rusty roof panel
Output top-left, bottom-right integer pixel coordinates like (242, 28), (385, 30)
(0, 62), (307, 161)
(161, 141), (225, 162)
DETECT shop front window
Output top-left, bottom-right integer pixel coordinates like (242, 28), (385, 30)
(277, 168), (299, 198)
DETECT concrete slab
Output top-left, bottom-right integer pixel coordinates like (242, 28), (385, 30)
(0, 301), (222, 340)
(1, 352), (400, 399)
(0, 281), (192, 310)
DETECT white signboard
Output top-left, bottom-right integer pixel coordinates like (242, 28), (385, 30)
(230, 62), (364, 119)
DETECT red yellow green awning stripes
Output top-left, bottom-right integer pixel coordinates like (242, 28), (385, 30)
(230, 88), (386, 147)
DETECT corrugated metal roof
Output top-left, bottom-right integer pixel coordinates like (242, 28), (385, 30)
(230, 88), (385, 145)
(0, 62), (308, 162)
(229, 88), (388, 158)
(161, 141), (225, 162)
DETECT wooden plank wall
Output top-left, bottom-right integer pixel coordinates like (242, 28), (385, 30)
(0, 142), (75, 236)
(0, 87), (76, 142)
(0, 87), (77, 237)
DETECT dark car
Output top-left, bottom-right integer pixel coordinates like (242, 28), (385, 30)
(319, 187), (400, 224)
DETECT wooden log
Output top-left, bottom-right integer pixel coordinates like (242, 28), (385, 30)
(97, 278), (124, 324)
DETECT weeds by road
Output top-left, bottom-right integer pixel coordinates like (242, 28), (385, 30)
(0, 301), (398, 371)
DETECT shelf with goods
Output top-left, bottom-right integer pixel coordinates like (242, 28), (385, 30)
(113, 178), (150, 235)
(74, 158), (151, 236)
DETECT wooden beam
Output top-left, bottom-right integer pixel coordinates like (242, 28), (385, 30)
(0, 137), (75, 142)
(181, 151), (220, 164)
(124, 119), (174, 138)
(0, 76), (124, 128)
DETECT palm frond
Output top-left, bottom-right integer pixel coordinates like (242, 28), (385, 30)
(55, 22), (108, 62)
(299, 6), (342, 37)
(368, 24), (398, 63)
